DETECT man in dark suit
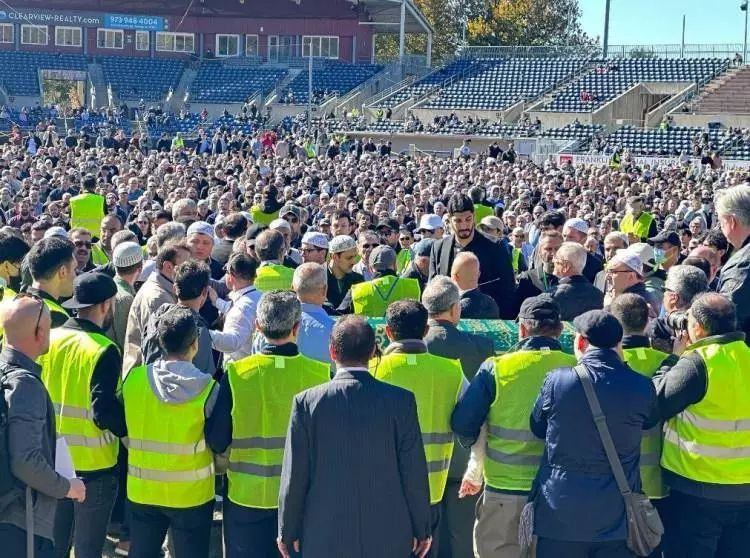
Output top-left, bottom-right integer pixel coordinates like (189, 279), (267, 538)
(429, 194), (515, 319)
(278, 316), (432, 558)
(451, 252), (500, 319)
(422, 276), (495, 558)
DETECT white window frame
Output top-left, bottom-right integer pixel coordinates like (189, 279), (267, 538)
(21, 24), (48, 46)
(216, 34), (240, 57)
(0, 24), (13, 44)
(155, 32), (194, 53)
(135, 30), (149, 51)
(245, 34), (259, 57)
(302, 35), (339, 59)
(55, 26), (82, 47)
(97, 29), (123, 49)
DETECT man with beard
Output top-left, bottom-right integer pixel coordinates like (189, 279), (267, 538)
(70, 228), (96, 274)
(429, 194), (516, 319)
(38, 272), (125, 558)
(91, 214), (123, 266)
(8, 198), (36, 228)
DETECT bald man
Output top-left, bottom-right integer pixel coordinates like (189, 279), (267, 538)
(451, 252), (500, 319)
(689, 245), (721, 285)
(0, 296), (85, 556)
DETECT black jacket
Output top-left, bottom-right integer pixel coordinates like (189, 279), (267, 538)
(548, 275), (604, 322)
(582, 252), (604, 285)
(327, 267), (364, 310)
(514, 268), (558, 316)
(459, 288), (500, 319)
(401, 261), (428, 292)
(429, 232), (516, 319)
(718, 235), (750, 340)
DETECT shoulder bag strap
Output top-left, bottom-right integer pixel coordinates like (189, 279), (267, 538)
(573, 365), (632, 497)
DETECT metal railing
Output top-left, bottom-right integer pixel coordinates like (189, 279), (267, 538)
(458, 45), (600, 59)
(606, 44), (742, 59)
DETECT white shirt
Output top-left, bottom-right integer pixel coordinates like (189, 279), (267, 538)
(210, 285), (262, 363)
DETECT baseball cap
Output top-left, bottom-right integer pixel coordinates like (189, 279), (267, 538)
(417, 214), (443, 232)
(329, 235), (356, 254)
(269, 218), (291, 232)
(564, 218), (589, 234)
(43, 226), (68, 240)
(609, 249), (643, 276)
(112, 241), (144, 268)
(376, 218), (400, 232)
(573, 310), (624, 349)
(518, 294), (561, 322)
(280, 204), (302, 220)
(62, 272), (118, 310)
(625, 243), (655, 269)
(370, 245), (397, 271)
(301, 231), (328, 250)
(187, 221), (215, 239)
(648, 231), (681, 247)
(412, 238), (434, 258)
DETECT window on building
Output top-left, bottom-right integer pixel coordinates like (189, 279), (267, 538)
(21, 25), (48, 46)
(216, 34), (239, 57)
(302, 35), (339, 59)
(0, 24), (13, 44)
(136, 30), (149, 51)
(97, 29), (123, 49)
(245, 34), (259, 57)
(55, 26), (82, 47)
(155, 32), (194, 53)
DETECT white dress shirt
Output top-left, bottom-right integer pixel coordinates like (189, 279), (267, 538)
(210, 285), (262, 363)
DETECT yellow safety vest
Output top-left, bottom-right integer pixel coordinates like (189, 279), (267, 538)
(371, 351), (464, 504)
(623, 346), (670, 499)
(70, 193), (105, 238)
(474, 204), (493, 225)
(39, 328), (119, 472)
(512, 248), (522, 274)
(661, 339), (750, 485)
(91, 243), (110, 266)
(255, 263), (294, 292)
(620, 212), (654, 242)
(43, 297), (70, 328)
(172, 137), (184, 150)
(123, 365), (215, 508)
(249, 206), (280, 226)
(396, 249), (412, 275)
(485, 348), (577, 492)
(351, 275), (421, 318)
(225, 353), (329, 508)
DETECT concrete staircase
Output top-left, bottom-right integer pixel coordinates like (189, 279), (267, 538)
(694, 66), (750, 114)
(87, 62), (108, 108)
(170, 66), (197, 112)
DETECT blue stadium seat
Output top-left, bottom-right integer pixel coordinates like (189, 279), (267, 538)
(101, 57), (185, 102)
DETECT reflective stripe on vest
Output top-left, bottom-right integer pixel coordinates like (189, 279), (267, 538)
(69, 193), (105, 238)
(485, 348), (577, 492)
(623, 346), (670, 499)
(661, 339), (750, 485)
(254, 264), (294, 293)
(620, 212), (654, 241)
(371, 351), (463, 504)
(123, 365), (215, 508)
(351, 275), (421, 318)
(226, 353), (329, 509)
(39, 328), (119, 472)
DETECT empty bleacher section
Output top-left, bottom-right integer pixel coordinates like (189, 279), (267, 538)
(541, 58), (730, 113)
(539, 123), (604, 141)
(421, 58), (588, 111)
(589, 125), (728, 156)
(371, 59), (475, 108)
(192, 65), (287, 103)
(0, 52), (86, 96)
(101, 57), (185, 102)
(281, 63), (382, 104)
(692, 66), (750, 114)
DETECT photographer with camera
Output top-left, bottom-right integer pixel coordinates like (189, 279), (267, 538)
(647, 265), (708, 354)
(653, 293), (750, 556)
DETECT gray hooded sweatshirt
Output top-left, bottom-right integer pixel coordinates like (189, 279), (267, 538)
(147, 359), (219, 417)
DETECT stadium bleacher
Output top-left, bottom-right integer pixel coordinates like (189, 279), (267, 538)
(421, 58), (589, 111)
(282, 63), (382, 104)
(101, 57), (185, 102)
(0, 52), (86, 96)
(541, 58), (730, 113)
(590, 125), (729, 156)
(540, 122), (604, 141)
(192, 65), (287, 103)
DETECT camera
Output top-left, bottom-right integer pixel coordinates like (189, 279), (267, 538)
(666, 311), (689, 332)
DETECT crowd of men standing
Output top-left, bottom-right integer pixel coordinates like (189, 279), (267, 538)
(0, 140), (749, 558)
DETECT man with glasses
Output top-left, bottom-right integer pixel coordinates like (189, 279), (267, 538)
(416, 214), (445, 240)
(69, 228), (96, 275)
(396, 228), (414, 274)
(26, 237), (76, 328)
(376, 218), (401, 253)
(352, 230), (379, 281)
(300, 231), (328, 265)
(604, 250), (660, 317)
(280, 204), (303, 248)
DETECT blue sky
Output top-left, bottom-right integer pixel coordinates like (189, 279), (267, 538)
(578, 0), (747, 46)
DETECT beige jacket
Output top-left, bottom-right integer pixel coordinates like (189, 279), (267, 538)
(122, 271), (176, 376)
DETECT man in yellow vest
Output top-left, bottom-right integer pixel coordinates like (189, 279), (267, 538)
(206, 291), (329, 558)
(26, 236), (76, 327)
(254, 230), (295, 293)
(620, 196), (657, 244)
(654, 292), (750, 557)
(451, 295), (577, 558)
(122, 305), (218, 557)
(39, 272), (125, 558)
(339, 245), (421, 316)
(69, 175), (105, 239)
(371, 300), (465, 557)
(91, 214), (123, 266)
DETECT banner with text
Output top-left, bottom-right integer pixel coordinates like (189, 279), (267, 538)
(0, 8), (168, 30)
(558, 153), (750, 169)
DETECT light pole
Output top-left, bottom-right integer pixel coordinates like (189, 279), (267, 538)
(603, 0), (611, 58)
(742, 1), (748, 64)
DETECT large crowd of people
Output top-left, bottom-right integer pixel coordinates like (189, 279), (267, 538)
(0, 123), (749, 558)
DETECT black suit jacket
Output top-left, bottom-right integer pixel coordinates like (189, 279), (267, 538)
(548, 275), (605, 322)
(429, 232), (516, 319)
(459, 288), (500, 319)
(278, 369), (431, 558)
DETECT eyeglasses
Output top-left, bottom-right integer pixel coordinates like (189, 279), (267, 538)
(362, 243), (379, 249)
(399, 237), (412, 242)
(301, 247), (324, 253)
(284, 216), (299, 224)
(13, 292), (44, 335)
(73, 240), (92, 249)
